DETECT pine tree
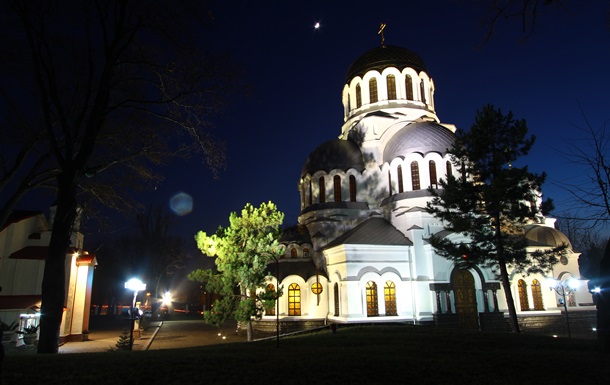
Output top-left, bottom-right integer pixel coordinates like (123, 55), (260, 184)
(115, 329), (132, 351)
(189, 201), (284, 341)
(426, 104), (565, 332)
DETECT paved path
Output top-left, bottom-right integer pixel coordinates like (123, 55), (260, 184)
(147, 319), (243, 350)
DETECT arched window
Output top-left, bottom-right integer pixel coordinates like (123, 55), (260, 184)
(288, 283), (301, 316)
(334, 283), (340, 316)
(411, 161), (420, 190)
(319, 176), (325, 203)
(349, 175), (356, 202)
(366, 281), (379, 317)
(419, 79), (426, 104)
(446, 161), (452, 179)
(266, 284), (276, 316)
(429, 160), (437, 188)
(355, 84), (362, 108)
(384, 281), (397, 316)
(405, 75), (413, 100)
(388, 170), (392, 195)
(333, 175), (341, 202)
(290, 248), (297, 258)
(397, 165), (404, 193)
(532, 279), (544, 310)
(303, 248), (310, 257)
(386, 75), (396, 100)
(369, 78), (378, 103)
(308, 180), (313, 205)
(518, 279), (530, 311)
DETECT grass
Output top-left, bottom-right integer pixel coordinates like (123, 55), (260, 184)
(2, 324), (608, 384)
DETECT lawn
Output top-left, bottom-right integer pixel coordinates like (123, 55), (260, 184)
(2, 325), (608, 384)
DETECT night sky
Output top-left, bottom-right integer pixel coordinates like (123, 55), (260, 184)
(15, 1), (609, 245)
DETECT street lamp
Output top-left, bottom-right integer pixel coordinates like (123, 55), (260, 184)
(546, 276), (580, 339)
(125, 278), (146, 350)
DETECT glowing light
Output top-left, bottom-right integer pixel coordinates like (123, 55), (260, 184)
(592, 287), (601, 293)
(125, 278), (146, 292)
(314, 22), (320, 29)
(222, 336), (226, 340)
(169, 192), (193, 216)
(162, 291), (172, 305)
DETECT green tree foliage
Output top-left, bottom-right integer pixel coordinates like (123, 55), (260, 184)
(427, 104), (566, 333)
(188, 202), (284, 341)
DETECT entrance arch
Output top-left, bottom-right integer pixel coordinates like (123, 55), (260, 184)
(453, 269), (479, 330)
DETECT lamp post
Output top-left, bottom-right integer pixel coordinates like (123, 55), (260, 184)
(125, 278), (146, 351)
(546, 276), (580, 339)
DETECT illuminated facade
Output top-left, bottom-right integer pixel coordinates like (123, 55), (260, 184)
(0, 209), (96, 343)
(265, 43), (593, 330)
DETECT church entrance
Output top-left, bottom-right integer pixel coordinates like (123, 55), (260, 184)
(453, 269), (479, 330)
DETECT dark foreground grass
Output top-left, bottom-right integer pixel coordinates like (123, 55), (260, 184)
(2, 325), (608, 385)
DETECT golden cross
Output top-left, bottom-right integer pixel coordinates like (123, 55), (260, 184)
(378, 23), (387, 47)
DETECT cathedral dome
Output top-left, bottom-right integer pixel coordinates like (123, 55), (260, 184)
(525, 225), (572, 249)
(301, 139), (364, 177)
(345, 45), (427, 83)
(383, 121), (455, 162)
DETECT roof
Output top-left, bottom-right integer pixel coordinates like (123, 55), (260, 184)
(383, 121), (455, 162)
(265, 260), (327, 282)
(279, 225), (312, 245)
(322, 217), (412, 250)
(346, 45), (427, 83)
(1, 210), (43, 231)
(301, 139), (364, 177)
(524, 225), (572, 249)
(0, 295), (41, 311)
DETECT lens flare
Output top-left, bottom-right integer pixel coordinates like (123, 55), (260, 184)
(169, 192), (193, 216)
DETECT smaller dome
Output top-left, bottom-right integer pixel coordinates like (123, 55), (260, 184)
(525, 225), (572, 249)
(301, 139), (364, 177)
(346, 45), (427, 83)
(383, 121), (455, 162)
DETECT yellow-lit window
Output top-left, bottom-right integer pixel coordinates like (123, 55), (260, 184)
(369, 78), (378, 103)
(288, 283), (301, 316)
(366, 281), (378, 317)
(311, 282), (323, 295)
(384, 281), (397, 316)
(518, 279), (530, 311)
(411, 161), (420, 191)
(334, 175), (341, 202)
(405, 75), (413, 100)
(387, 75), (396, 99)
(532, 279), (544, 310)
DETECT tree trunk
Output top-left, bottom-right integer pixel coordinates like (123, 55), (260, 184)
(494, 213), (520, 333)
(247, 320), (253, 342)
(37, 172), (78, 354)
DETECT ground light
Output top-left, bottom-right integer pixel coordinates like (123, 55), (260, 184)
(125, 278), (146, 350)
(546, 276), (580, 339)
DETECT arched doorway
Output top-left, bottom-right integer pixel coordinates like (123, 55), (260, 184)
(453, 269), (479, 330)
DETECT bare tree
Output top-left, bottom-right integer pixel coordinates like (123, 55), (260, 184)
(0, 1), (237, 353)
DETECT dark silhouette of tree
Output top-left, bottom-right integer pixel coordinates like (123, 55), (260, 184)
(0, 1), (236, 353)
(427, 104), (565, 333)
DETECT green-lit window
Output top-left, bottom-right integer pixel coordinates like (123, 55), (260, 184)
(366, 281), (378, 317)
(384, 281), (397, 316)
(266, 284), (276, 316)
(288, 283), (301, 316)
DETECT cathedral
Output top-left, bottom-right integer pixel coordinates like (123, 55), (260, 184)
(263, 39), (593, 331)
